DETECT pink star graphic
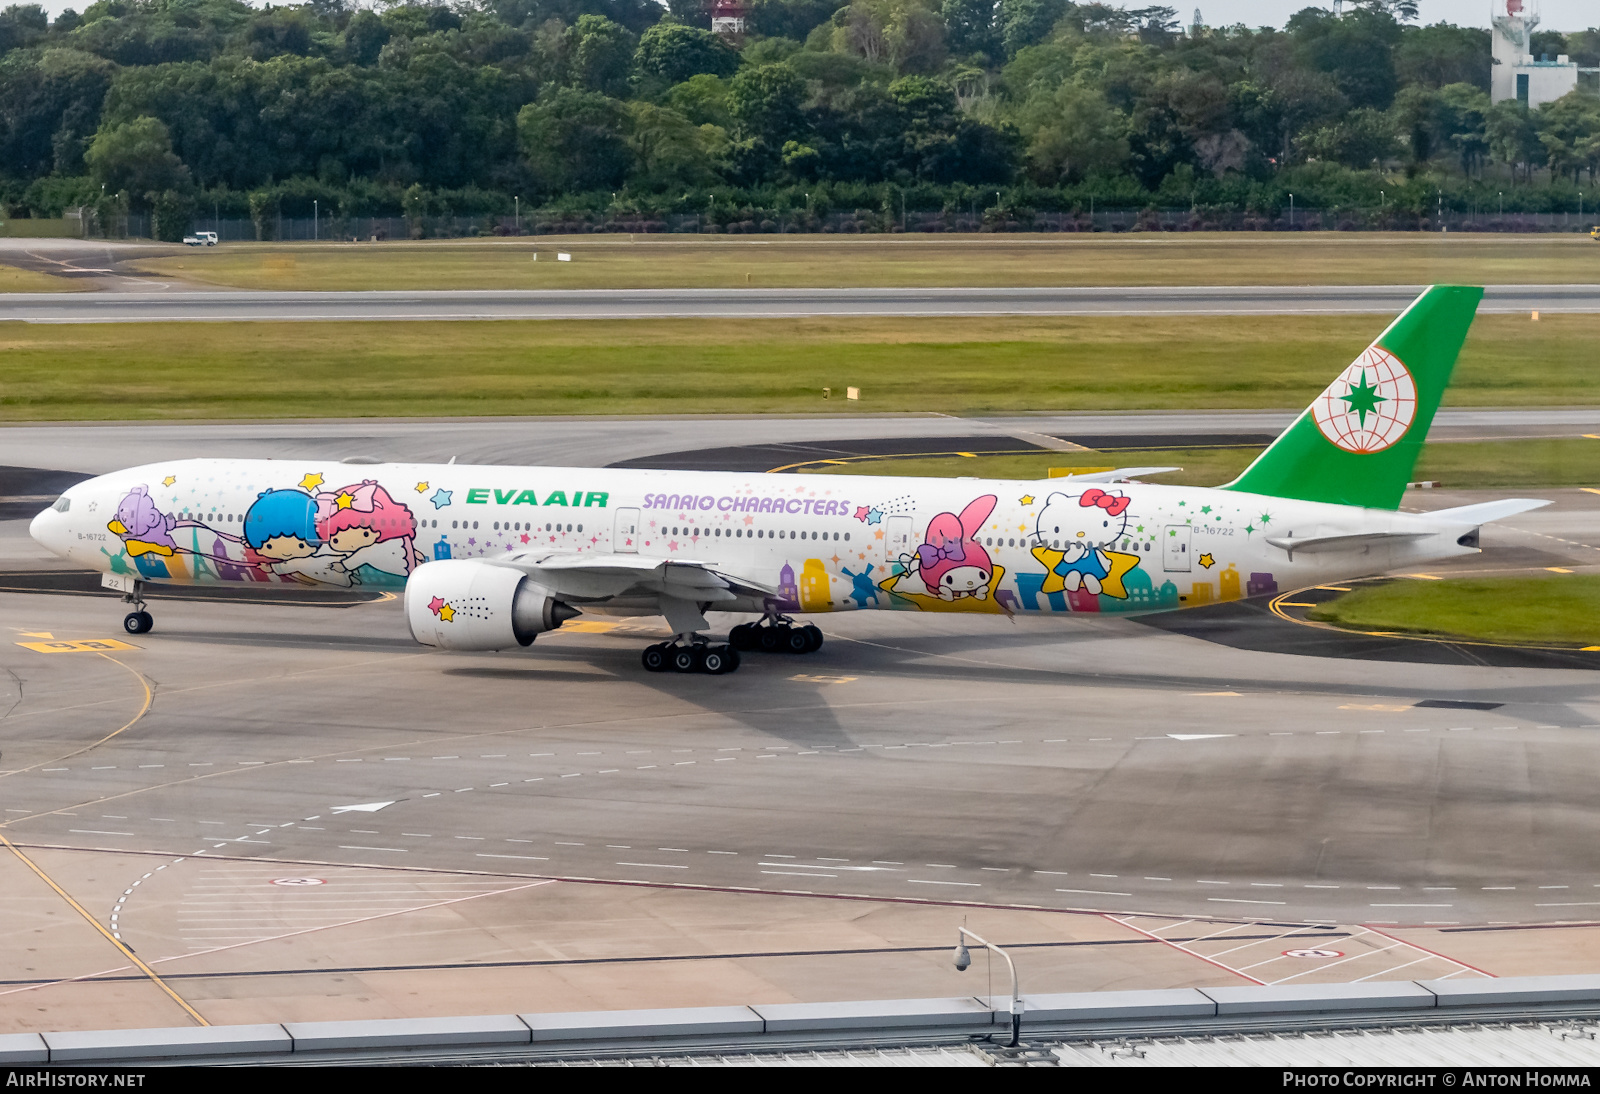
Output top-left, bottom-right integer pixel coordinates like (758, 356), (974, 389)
(521, 533), (530, 543)
(742, 515), (754, 525)
(669, 540), (679, 551)
(427, 596), (445, 616)
(855, 506), (870, 521)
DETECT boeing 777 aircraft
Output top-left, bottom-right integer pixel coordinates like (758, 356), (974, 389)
(29, 285), (1546, 675)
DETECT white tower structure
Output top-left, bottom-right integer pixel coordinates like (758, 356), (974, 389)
(1490, 0), (1577, 109)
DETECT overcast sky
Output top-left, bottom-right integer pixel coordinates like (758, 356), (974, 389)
(20, 0), (1599, 33)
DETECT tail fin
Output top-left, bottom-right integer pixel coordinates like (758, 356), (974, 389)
(1222, 284), (1483, 510)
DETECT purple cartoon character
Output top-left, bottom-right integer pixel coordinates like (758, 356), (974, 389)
(914, 495), (996, 601)
(107, 485), (181, 558)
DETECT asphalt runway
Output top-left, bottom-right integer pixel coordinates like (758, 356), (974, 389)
(5, 284), (1600, 322)
(3, 418), (1600, 1027)
(0, 408), (1593, 479)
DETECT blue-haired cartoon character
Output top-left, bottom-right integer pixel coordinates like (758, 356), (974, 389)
(243, 489), (351, 587)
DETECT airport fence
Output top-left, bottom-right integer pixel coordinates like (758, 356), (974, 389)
(70, 207), (1600, 242)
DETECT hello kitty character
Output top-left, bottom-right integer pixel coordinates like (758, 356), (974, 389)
(915, 495), (996, 601)
(1034, 488), (1130, 595)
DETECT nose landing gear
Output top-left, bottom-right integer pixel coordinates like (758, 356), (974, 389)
(120, 581), (154, 635)
(729, 615), (822, 655)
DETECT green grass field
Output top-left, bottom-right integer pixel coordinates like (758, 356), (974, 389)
(123, 233), (1600, 292)
(0, 312), (1594, 421)
(0, 263), (79, 292)
(808, 438), (1600, 489)
(1308, 575), (1600, 647)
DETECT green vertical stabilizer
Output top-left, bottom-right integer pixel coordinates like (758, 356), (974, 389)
(1222, 285), (1483, 510)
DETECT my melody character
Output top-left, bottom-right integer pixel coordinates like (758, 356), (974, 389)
(1035, 488), (1130, 595)
(915, 495), (996, 601)
(243, 488), (352, 587)
(315, 480), (424, 586)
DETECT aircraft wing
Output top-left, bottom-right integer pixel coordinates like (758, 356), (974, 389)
(1048, 466), (1181, 483)
(1264, 531), (1433, 561)
(498, 551), (777, 604)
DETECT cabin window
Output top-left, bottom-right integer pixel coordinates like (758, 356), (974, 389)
(843, 533), (850, 542)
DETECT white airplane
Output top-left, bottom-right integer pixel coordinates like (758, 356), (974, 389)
(29, 285), (1545, 675)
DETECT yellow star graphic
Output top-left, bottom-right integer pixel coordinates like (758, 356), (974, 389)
(162, 475), (176, 487)
(1199, 552), (1216, 569)
(438, 603), (456, 622)
(415, 481), (429, 493)
(1019, 494), (1034, 506)
(300, 472), (324, 491)
(335, 492), (355, 510)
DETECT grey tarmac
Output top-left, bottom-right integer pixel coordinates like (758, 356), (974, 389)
(4, 284), (1600, 322)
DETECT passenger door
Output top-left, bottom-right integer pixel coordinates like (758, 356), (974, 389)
(1163, 525), (1191, 571)
(614, 508), (640, 554)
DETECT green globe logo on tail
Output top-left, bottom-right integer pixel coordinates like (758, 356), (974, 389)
(1310, 347), (1417, 454)
(1224, 285), (1482, 510)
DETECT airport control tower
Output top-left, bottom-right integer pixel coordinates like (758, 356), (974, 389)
(1490, 0), (1579, 108)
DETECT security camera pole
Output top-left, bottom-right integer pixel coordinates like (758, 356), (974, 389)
(953, 927), (1022, 1047)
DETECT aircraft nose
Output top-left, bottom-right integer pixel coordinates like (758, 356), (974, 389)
(29, 505), (58, 549)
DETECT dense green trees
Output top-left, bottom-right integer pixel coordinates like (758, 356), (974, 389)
(0, 0), (1596, 229)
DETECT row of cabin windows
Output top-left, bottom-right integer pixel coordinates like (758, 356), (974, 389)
(666, 526), (848, 542)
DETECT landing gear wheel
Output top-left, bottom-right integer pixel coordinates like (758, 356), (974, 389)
(801, 624), (823, 653)
(641, 644), (668, 672)
(701, 645), (739, 675)
(123, 611), (153, 635)
(786, 626), (813, 654)
(758, 625), (784, 653)
(729, 623), (755, 651)
(672, 646), (702, 673)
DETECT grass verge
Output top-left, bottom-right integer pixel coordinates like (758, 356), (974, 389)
(0, 264), (78, 292)
(126, 233), (1600, 292)
(1307, 574), (1600, 647)
(0, 313), (1595, 421)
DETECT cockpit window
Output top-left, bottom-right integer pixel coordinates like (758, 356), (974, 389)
(51, 496), (70, 513)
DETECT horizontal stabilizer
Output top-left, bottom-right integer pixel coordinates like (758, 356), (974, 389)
(1050, 466), (1181, 483)
(1266, 531), (1431, 561)
(1419, 498), (1551, 525)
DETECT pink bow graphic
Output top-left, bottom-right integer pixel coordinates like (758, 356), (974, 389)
(315, 481), (380, 521)
(1080, 488), (1130, 517)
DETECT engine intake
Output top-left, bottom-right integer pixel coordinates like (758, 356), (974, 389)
(405, 559), (579, 651)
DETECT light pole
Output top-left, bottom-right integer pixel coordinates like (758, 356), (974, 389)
(515, 195), (519, 235)
(1499, 191), (1504, 216)
(1289, 192), (1294, 227)
(313, 199), (318, 242)
(954, 926), (1021, 1047)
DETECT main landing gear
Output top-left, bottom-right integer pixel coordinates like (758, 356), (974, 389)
(121, 580), (154, 635)
(641, 640), (741, 676)
(729, 616), (823, 655)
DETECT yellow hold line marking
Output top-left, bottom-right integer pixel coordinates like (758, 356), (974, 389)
(18, 639), (139, 653)
(1317, 586), (1353, 592)
(1276, 601), (1318, 608)
(0, 653), (152, 781)
(0, 831), (207, 1026)
(956, 452), (977, 458)
(1404, 573), (1443, 580)
(1547, 567), (1575, 574)
(1582, 488), (1600, 496)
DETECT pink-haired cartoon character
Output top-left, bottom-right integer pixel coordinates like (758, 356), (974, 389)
(314, 480), (424, 587)
(914, 495), (996, 601)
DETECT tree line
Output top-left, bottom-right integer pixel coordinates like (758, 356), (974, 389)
(1, 0), (1597, 238)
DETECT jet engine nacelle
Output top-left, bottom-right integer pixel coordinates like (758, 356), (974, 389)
(405, 559), (578, 651)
